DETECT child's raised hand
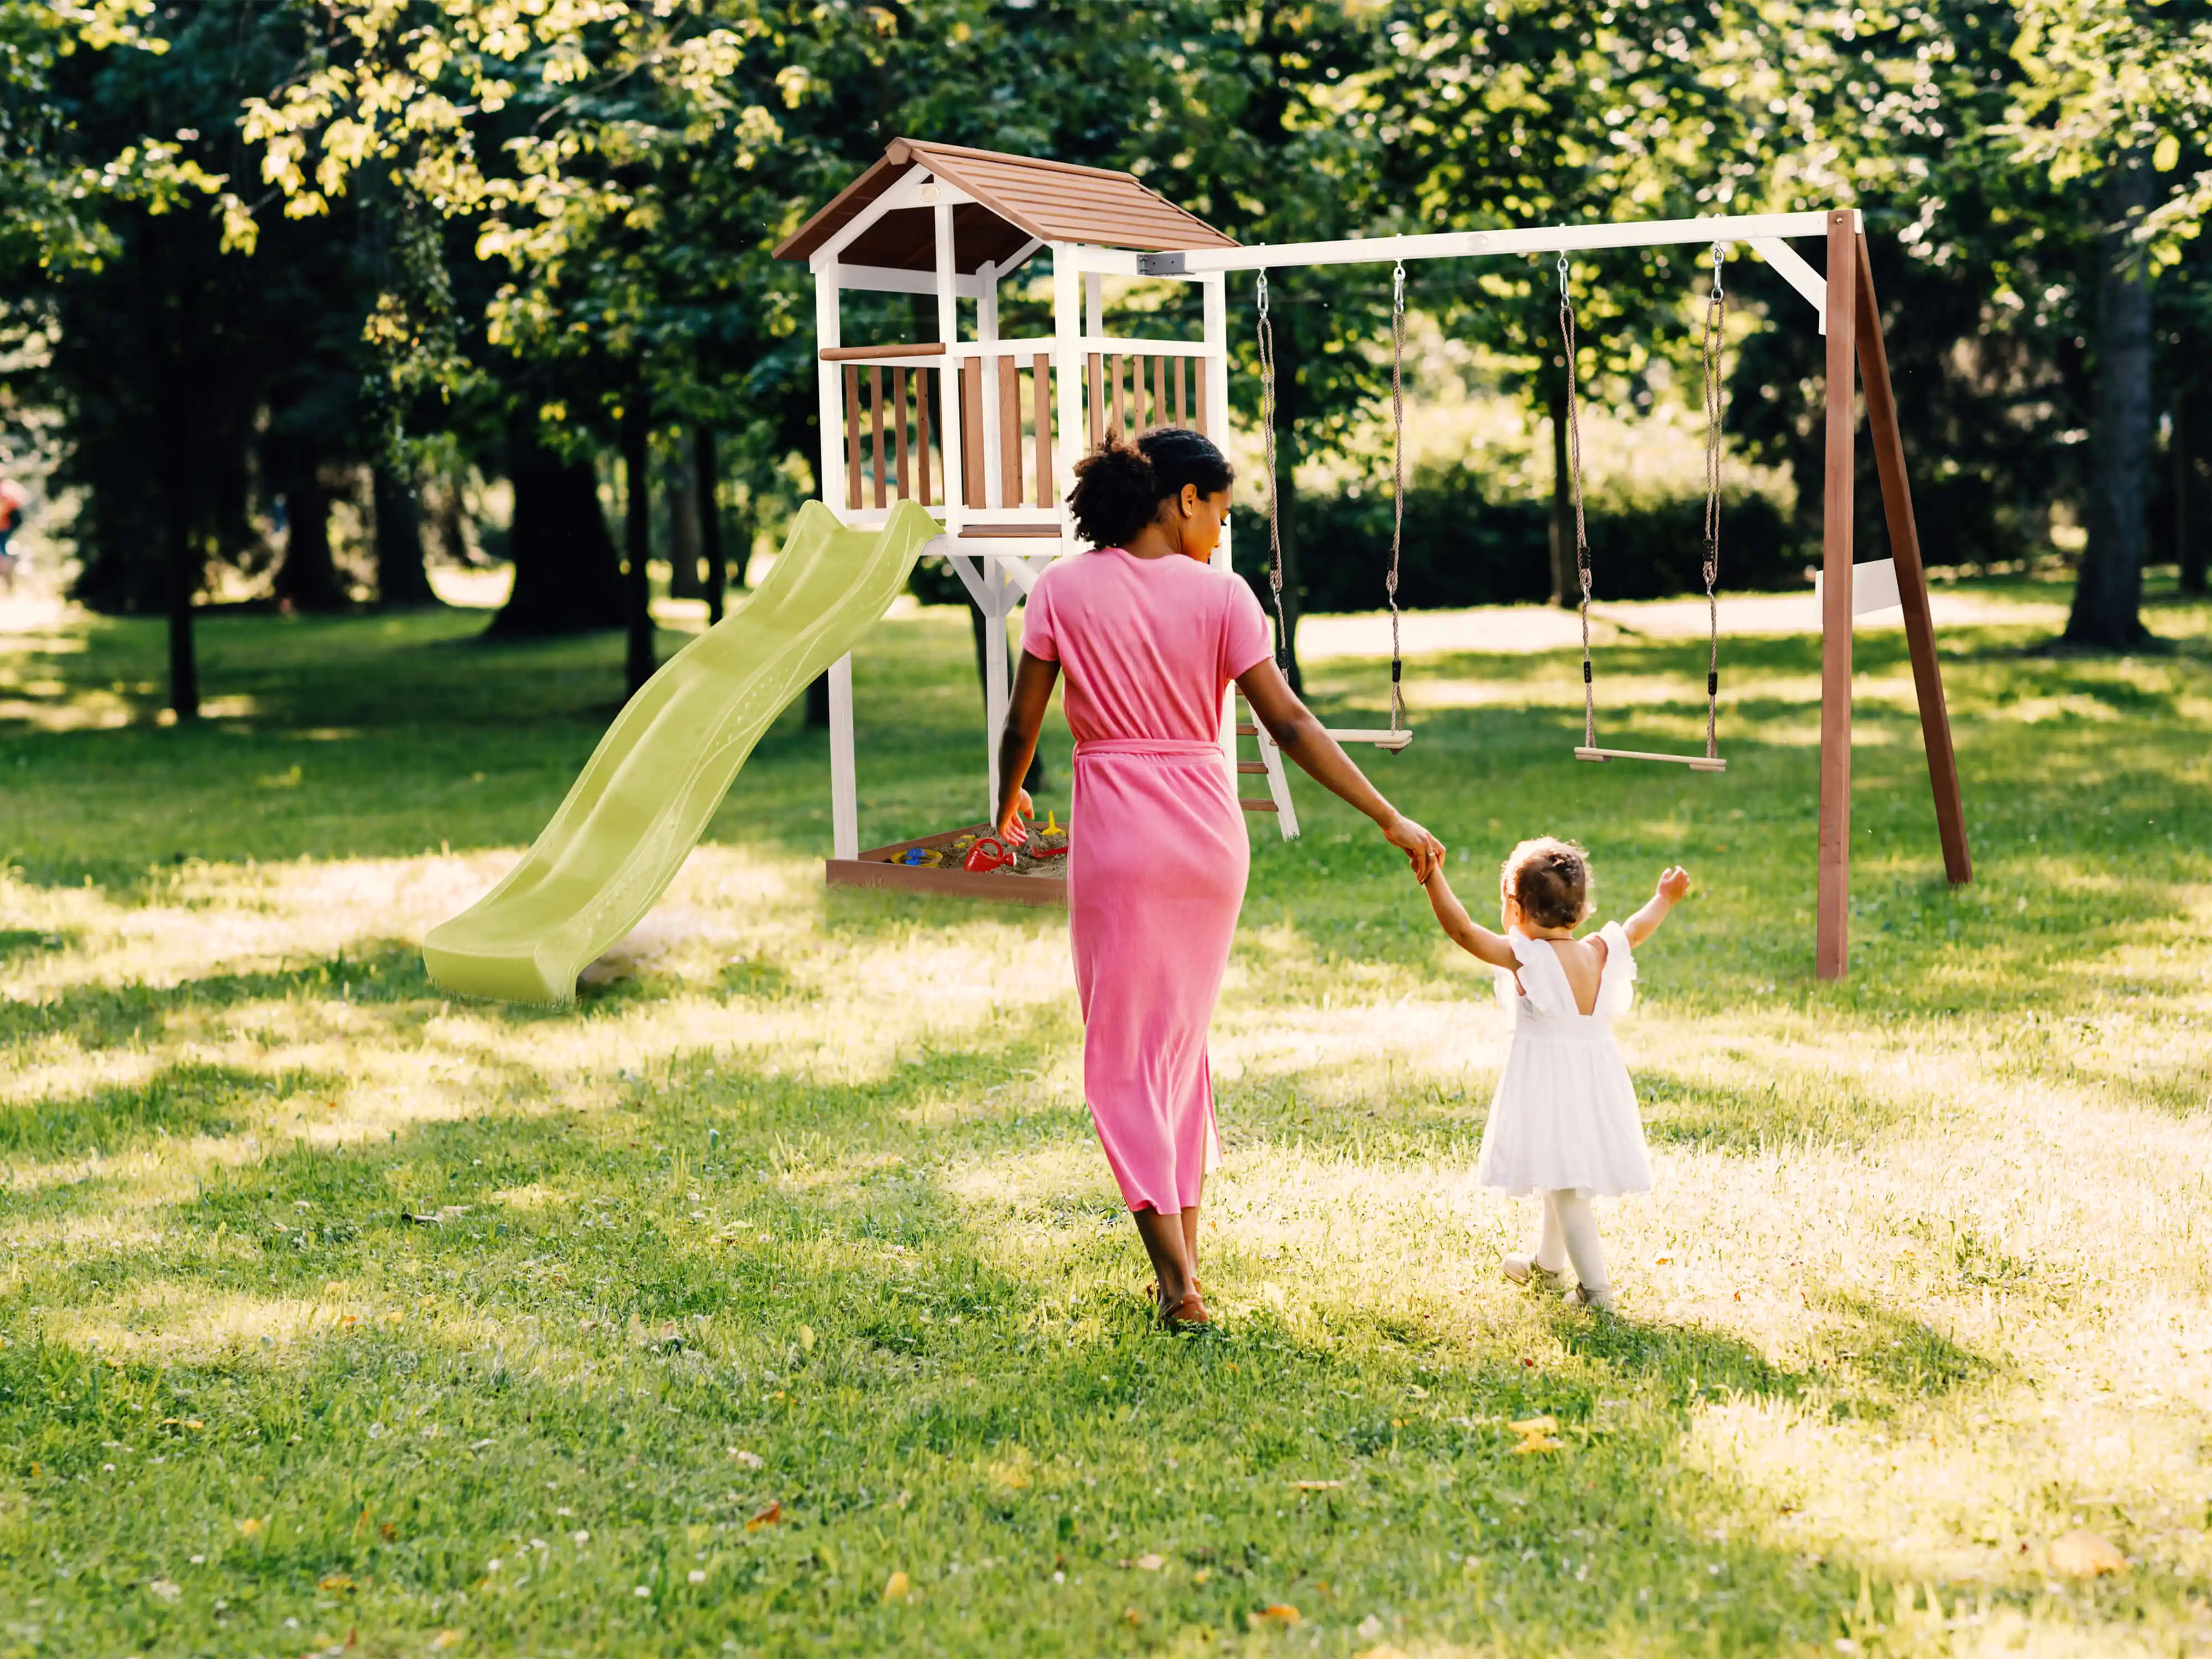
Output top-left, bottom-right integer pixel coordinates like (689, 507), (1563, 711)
(1656, 865), (1692, 904)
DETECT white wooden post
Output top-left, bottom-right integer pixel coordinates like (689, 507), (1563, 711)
(1084, 270), (1104, 338)
(1052, 244), (1084, 525)
(816, 267), (843, 516)
(1202, 272), (1239, 795)
(933, 195), (964, 528)
(978, 258), (1003, 510)
(829, 654), (858, 860)
(984, 567), (1010, 820)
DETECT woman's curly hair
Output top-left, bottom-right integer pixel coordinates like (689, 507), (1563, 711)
(1066, 427), (1234, 549)
(1501, 837), (1592, 931)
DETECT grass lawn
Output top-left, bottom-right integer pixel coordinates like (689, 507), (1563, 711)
(1, 577), (2209, 1658)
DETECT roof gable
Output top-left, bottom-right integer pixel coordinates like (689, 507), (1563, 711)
(773, 139), (1236, 273)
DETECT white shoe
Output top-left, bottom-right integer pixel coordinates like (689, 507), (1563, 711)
(1503, 1252), (1568, 1288)
(1565, 1281), (1618, 1313)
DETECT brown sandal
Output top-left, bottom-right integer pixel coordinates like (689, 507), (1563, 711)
(1159, 1288), (1212, 1330)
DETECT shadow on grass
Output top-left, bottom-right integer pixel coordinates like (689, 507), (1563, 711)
(1638, 1068), (1902, 1156)
(0, 1059), (343, 1161)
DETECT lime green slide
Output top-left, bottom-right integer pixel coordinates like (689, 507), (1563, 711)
(423, 499), (940, 1004)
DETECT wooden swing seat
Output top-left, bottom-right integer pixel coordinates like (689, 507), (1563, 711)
(1575, 745), (1726, 773)
(1323, 727), (1414, 752)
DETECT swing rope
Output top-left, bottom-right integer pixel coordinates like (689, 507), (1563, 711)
(1257, 270), (1291, 672)
(1560, 243), (1728, 766)
(1387, 260), (1406, 734)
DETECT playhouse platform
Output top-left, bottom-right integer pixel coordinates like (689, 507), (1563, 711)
(825, 822), (1070, 909)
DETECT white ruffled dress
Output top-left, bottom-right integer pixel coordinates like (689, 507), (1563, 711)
(1473, 923), (1654, 1198)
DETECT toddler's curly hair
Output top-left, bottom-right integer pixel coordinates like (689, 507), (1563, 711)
(1501, 837), (1592, 931)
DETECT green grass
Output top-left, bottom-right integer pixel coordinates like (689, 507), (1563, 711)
(1, 577), (2209, 1657)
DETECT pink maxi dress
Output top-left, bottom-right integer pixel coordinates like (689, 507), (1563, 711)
(1019, 548), (1274, 1214)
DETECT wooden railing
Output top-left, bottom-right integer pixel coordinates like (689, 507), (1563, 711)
(827, 338), (1213, 519)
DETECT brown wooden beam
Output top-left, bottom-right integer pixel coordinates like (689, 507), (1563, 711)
(1854, 232), (1972, 887)
(1818, 209), (1858, 981)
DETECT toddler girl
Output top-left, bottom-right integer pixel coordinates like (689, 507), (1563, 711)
(1421, 838), (1690, 1311)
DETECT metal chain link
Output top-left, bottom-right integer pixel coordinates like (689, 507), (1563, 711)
(1559, 253), (1595, 750)
(1702, 241), (1725, 761)
(1257, 269), (1290, 671)
(1387, 260), (1406, 733)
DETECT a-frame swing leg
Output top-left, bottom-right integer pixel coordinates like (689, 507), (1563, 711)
(1815, 213), (1975, 982)
(1817, 211), (1858, 981)
(1854, 234), (1972, 889)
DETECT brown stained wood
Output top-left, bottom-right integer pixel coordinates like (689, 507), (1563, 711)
(1854, 232), (1971, 887)
(1195, 359), (1209, 436)
(1112, 354), (1126, 439)
(843, 364), (863, 510)
(1153, 356), (1168, 431)
(999, 355), (1023, 506)
(869, 367), (888, 510)
(1086, 353), (1104, 447)
(917, 368), (933, 507)
(819, 341), (948, 362)
(961, 357), (986, 509)
(893, 368), (911, 499)
(1032, 352), (1052, 505)
(1818, 209), (1859, 981)
(1173, 356), (1186, 424)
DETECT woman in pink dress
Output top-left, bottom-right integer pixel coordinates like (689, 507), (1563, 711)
(994, 430), (1443, 1329)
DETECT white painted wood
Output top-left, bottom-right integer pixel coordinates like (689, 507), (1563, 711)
(828, 653), (859, 858)
(831, 264), (992, 300)
(1052, 245), (1084, 530)
(1084, 271), (1104, 336)
(1163, 210), (1860, 275)
(1813, 555), (1903, 619)
(978, 259), (1004, 510)
(933, 199), (964, 532)
(983, 566), (1010, 818)
(1201, 275), (1230, 442)
(1747, 236), (1828, 331)
(809, 169), (972, 269)
(815, 269), (843, 519)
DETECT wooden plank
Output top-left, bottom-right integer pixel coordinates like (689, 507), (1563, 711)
(869, 366), (888, 509)
(825, 857), (1070, 910)
(1173, 356), (1186, 424)
(917, 367), (933, 507)
(1111, 354), (1125, 439)
(1855, 231), (1971, 887)
(957, 522), (1061, 539)
(843, 364), (863, 510)
(893, 367), (911, 499)
(1195, 358), (1209, 437)
(1087, 353), (1104, 447)
(1153, 355), (1167, 431)
(999, 354), (1023, 505)
(1817, 208), (1859, 982)
(961, 356), (985, 509)
(820, 341), (948, 362)
(1240, 799), (1280, 813)
(1574, 746), (1724, 771)
(1032, 352), (1052, 506)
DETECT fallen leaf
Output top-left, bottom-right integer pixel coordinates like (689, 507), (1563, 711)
(1508, 1416), (1558, 1437)
(798, 1325), (816, 1352)
(882, 1569), (910, 1603)
(319, 1573), (356, 1593)
(747, 1501), (783, 1531)
(1291, 1480), (1343, 1491)
(237, 1517), (265, 1538)
(1121, 1554), (1164, 1571)
(1124, 1608), (1141, 1625)
(430, 1632), (463, 1651)
(2051, 1530), (2126, 1577)
(1250, 1604), (1302, 1627)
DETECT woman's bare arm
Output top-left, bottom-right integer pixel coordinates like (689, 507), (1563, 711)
(1421, 866), (1519, 968)
(993, 649), (1061, 842)
(1234, 657), (1443, 880)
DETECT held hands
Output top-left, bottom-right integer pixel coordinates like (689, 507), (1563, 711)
(996, 789), (1035, 847)
(1656, 865), (1693, 904)
(1381, 813), (1446, 883)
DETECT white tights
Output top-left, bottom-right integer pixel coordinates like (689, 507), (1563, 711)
(1533, 1188), (1610, 1296)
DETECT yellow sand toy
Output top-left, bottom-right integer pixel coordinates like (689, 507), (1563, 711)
(422, 499), (938, 1004)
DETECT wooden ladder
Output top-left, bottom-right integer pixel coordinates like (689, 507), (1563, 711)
(1234, 696), (1299, 838)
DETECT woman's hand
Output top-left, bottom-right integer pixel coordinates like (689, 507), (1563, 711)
(997, 789), (1035, 846)
(1381, 813), (1445, 883)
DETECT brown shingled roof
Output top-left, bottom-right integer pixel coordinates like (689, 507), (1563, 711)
(773, 138), (1236, 273)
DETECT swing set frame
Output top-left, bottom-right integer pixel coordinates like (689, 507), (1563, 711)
(1148, 207), (1973, 982)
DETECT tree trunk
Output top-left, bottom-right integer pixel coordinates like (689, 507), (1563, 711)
(164, 431), (199, 720)
(2064, 159), (2157, 649)
(274, 468), (347, 611)
(697, 425), (726, 625)
(1547, 378), (1573, 608)
(372, 465), (440, 607)
(623, 393), (655, 697)
(666, 439), (703, 599)
(2178, 399), (2208, 597)
(490, 418), (623, 636)
(1270, 328), (1306, 693)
